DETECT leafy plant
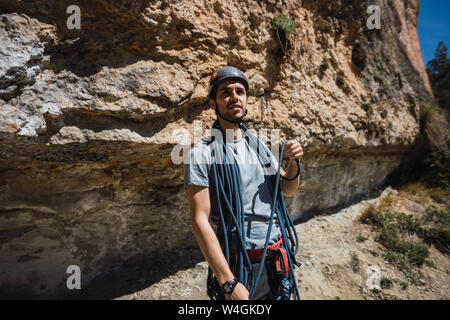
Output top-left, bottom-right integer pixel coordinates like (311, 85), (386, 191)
(271, 15), (295, 33)
(349, 253), (360, 273)
(380, 277), (393, 289)
(400, 281), (408, 290)
(319, 58), (330, 76)
(358, 198), (450, 281)
(419, 100), (440, 124)
(271, 15), (295, 60)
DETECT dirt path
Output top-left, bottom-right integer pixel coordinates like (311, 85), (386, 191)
(116, 187), (449, 300)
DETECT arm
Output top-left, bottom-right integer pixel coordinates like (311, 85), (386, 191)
(279, 140), (303, 197)
(280, 159), (301, 197)
(186, 184), (249, 300)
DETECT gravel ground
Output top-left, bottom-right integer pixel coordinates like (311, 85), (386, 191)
(71, 187), (449, 300)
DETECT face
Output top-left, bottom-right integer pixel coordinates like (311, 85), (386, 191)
(210, 79), (247, 122)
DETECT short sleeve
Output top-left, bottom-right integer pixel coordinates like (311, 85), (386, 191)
(184, 144), (210, 189)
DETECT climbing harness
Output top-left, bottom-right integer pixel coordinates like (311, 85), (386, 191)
(206, 120), (301, 300)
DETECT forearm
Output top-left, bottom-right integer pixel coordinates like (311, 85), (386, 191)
(281, 159), (301, 197)
(192, 215), (234, 284)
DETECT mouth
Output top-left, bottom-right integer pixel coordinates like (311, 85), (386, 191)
(227, 104), (242, 110)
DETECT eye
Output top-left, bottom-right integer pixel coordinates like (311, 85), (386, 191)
(220, 90), (230, 97)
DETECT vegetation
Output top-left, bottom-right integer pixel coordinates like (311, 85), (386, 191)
(359, 196), (449, 284)
(356, 233), (367, 243)
(380, 277), (393, 289)
(392, 41), (450, 193)
(401, 182), (449, 204)
(417, 100), (450, 191)
(399, 280), (408, 290)
(420, 148), (450, 190)
(320, 59), (329, 70)
(419, 100), (441, 123)
(271, 15), (295, 33)
(426, 41), (450, 113)
(349, 253), (360, 273)
(418, 41), (450, 190)
(271, 15), (295, 60)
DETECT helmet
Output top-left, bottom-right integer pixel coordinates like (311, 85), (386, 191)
(208, 66), (249, 100)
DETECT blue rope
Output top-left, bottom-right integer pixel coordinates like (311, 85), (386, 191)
(209, 121), (301, 299)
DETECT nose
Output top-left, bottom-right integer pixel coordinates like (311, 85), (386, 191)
(229, 89), (239, 101)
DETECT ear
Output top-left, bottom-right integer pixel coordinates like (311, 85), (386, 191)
(209, 98), (216, 110)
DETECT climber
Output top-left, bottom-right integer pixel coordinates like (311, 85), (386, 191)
(184, 66), (304, 300)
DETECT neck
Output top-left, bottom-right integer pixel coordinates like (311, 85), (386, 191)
(217, 118), (243, 141)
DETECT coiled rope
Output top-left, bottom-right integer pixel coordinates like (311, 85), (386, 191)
(208, 121), (301, 300)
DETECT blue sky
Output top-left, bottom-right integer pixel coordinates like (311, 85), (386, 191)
(417, 0), (450, 67)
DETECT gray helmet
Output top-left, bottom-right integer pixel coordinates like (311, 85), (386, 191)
(208, 66), (249, 100)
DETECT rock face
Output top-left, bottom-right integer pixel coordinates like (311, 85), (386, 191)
(0, 0), (431, 298)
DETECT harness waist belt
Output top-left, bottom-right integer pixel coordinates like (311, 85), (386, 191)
(231, 238), (287, 268)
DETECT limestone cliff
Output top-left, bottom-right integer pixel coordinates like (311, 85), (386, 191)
(0, 0), (432, 298)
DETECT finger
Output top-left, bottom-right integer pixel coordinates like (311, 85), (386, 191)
(290, 150), (304, 159)
(285, 140), (296, 147)
(287, 146), (303, 156)
(285, 141), (300, 151)
(295, 150), (304, 158)
(288, 145), (303, 154)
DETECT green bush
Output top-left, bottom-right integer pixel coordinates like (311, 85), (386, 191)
(271, 15), (295, 33)
(361, 203), (450, 281)
(271, 15), (296, 60)
(380, 277), (394, 289)
(422, 150), (450, 189)
(349, 253), (360, 273)
(400, 281), (408, 290)
(361, 208), (433, 280)
(419, 100), (440, 124)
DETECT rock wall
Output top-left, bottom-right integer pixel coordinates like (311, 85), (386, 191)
(0, 0), (431, 298)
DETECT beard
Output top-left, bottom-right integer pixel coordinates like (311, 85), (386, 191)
(215, 103), (247, 123)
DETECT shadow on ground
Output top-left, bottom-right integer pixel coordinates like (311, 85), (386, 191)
(295, 185), (387, 224)
(60, 247), (204, 300)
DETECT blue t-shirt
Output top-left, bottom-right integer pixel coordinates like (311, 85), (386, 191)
(184, 134), (282, 250)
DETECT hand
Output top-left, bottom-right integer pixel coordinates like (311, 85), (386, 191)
(225, 282), (249, 300)
(284, 140), (304, 161)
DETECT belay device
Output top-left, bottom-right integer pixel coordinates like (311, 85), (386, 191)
(206, 120), (301, 300)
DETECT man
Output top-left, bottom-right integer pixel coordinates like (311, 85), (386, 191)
(184, 66), (303, 300)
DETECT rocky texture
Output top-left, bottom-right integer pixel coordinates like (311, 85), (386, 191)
(0, 0), (432, 298)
